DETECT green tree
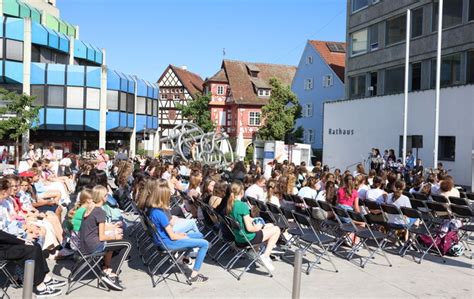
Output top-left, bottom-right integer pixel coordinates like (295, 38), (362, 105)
(0, 89), (40, 166)
(176, 93), (214, 133)
(257, 77), (302, 141)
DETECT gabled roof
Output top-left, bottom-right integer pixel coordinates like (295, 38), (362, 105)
(309, 40), (346, 83)
(157, 65), (204, 98)
(222, 59), (296, 105)
(206, 68), (228, 83)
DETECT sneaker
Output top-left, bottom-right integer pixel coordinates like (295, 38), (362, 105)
(101, 275), (123, 291)
(34, 286), (62, 298)
(45, 278), (66, 288)
(189, 274), (209, 283)
(260, 255), (275, 272)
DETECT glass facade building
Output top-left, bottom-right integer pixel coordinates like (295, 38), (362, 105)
(0, 0), (159, 154)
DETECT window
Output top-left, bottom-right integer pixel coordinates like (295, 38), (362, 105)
(304, 78), (313, 90)
(126, 93), (134, 113)
(6, 39), (23, 61)
(48, 86), (64, 107)
(385, 66), (405, 94)
(352, 0), (369, 12)
(31, 85), (45, 106)
(174, 94), (180, 100)
(86, 88), (100, 110)
(249, 112), (261, 126)
(438, 136), (455, 161)
(411, 8), (423, 38)
(119, 92), (127, 112)
(470, 0), (474, 21)
(153, 100), (158, 116)
(107, 90), (119, 110)
(411, 63), (422, 91)
(349, 75), (366, 98)
(303, 103), (313, 117)
(306, 56), (313, 64)
(386, 14), (406, 46)
(431, 53), (461, 88)
(258, 89), (270, 96)
(369, 72), (377, 96)
(217, 85), (225, 95)
(161, 94), (167, 100)
(137, 97), (146, 114)
(265, 90), (270, 96)
(66, 86), (83, 109)
(468, 51), (474, 84)
(305, 129), (314, 144)
(433, 0), (463, 30)
(147, 98), (152, 115)
(323, 75), (333, 87)
(31, 45), (40, 62)
(351, 29), (368, 56)
(369, 24), (379, 51)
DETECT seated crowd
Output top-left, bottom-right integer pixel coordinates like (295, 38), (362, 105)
(0, 147), (470, 297)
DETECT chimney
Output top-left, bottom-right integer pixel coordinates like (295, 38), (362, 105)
(181, 65), (187, 70)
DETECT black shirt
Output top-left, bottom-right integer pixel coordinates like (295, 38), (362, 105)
(80, 207), (106, 254)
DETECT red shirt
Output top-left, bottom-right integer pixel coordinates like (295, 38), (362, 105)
(337, 188), (358, 207)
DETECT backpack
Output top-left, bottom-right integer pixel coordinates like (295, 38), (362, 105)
(418, 231), (459, 256)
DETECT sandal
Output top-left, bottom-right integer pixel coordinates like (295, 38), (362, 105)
(189, 274), (209, 283)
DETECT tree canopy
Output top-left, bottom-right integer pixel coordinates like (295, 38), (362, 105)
(257, 77), (302, 141)
(0, 89), (39, 141)
(176, 93), (214, 133)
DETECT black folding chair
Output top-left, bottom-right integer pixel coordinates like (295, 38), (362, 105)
(291, 211), (338, 274)
(66, 238), (110, 295)
(223, 216), (273, 280)
(380, 204), (409, 251)
(425, 201), (452, 222)
(449, 204), (474, 259)
(316, 200), (339, 234)
(400, 207), (446, 264)
(0, 260), (20, 299)
(449, 196), (474, 208)
(330, 206), (358, 257)
(432, 194), (450, 204)
(413, 193), (429, 201)
(346, 210), (392, 268)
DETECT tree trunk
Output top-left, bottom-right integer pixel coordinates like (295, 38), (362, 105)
(15, 137), (19, 168)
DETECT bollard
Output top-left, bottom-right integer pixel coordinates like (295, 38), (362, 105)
(22, 260), (35, 299)
(292, 249), (303, 299)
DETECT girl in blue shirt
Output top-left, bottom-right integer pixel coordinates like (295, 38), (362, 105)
(147, 180), (209, 283)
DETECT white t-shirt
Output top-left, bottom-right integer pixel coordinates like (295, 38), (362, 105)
(366, 188), (385, 204)
(315, 190), (326, 202)
(358, 185), (370, 200)
(298, 186), (317, 199)
(267, 195), (280, 207)
(431, 183), (440, 195)
(245, 184), (265, 202)
(385, 194), (411, 225)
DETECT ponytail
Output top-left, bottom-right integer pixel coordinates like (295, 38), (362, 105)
(226, 181), (243, 215)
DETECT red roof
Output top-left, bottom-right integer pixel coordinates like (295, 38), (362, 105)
(309, 40), (346, 82)
(158, 65), (204, 98)
(221, 60), (296, 105)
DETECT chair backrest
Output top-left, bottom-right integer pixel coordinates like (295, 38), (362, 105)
(410, 198), (427, 210)
(292, 211), (311, 228)
(290, 194), (305, 205)
(467, 193), (474, 201)
(347, 210), (366, 223)
(304, 197), (319, 208)
(448, 196), (469, 206)
(431, 194), (449, 204)
(246, 196), (258, 206)
(317, 200), (333, 213)
(332, 206), (349, 220)
(449, 204), (474, 218)
(403, 191), (414, 199)
(381, 203), (403, 216)
(426, 201), (450, 214)
(413, 192), (428, 201)
(401, 207), (421, 219)
(225, 215), (241, 231)
(364, 200), (381, 211)
(459, 191), (467, 199)
(255, 199), (268, 211)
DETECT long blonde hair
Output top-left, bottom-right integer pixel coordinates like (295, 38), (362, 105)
(147, 179), (171, 210)
(78, 188), (93, 206)
(137, 177), (159, 210)
(226, 181), (244, 215)
(92, 185), (108, 204)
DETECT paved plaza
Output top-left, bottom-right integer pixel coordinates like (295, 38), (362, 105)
(7, 243), (473, 299)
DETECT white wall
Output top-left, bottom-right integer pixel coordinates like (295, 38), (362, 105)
(323, 85), (474, 187)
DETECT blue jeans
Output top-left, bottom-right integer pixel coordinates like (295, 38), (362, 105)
(163, 232), (209, 271)
(173, 218), (200, 234)
(337, 204), (353, 224)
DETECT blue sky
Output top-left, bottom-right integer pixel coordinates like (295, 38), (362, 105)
(58, 0), (346, 83)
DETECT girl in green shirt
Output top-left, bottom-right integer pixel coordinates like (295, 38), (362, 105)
(226, 181), (281, 272)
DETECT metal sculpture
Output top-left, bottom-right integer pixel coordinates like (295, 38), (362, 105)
(160, 122), (234, 168)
